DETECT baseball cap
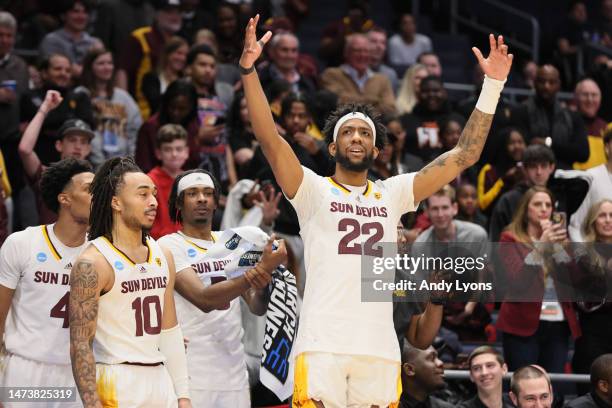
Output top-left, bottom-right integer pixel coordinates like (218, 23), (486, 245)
(58, 119), (95, 141)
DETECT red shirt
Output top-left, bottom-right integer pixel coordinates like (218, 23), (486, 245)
(147, 166), (179, 239)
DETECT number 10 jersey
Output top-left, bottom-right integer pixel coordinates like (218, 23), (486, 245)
(288, 167), (419, 362)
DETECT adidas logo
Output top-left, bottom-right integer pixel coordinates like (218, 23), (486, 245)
(64, 262), (73, 270)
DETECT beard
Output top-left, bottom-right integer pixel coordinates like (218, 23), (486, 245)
(335, 149), (375, 172)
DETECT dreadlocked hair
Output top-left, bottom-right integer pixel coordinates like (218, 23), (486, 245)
(40, 158), (93, 213)
(168, 169), (221, 223)
(89, 156), (145, 243)
(322, 103), (387, 150)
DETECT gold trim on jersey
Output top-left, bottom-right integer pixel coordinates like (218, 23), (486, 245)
(96, 365), (118, 407)
(101, 236), (152, 267)
(293, 353), (318, 408)
(42, 225), (61, 260)
(327, 177), (372, 196)
(177, 231), (216, 253)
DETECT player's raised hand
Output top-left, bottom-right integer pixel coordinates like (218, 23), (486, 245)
(259, 235), (287, 273)
(239, 14), (272, 69)
(40, 90), (63, 114)
(472, 34), (513, 81)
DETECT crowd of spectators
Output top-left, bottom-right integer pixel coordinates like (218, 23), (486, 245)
(0, 0), (611, 406)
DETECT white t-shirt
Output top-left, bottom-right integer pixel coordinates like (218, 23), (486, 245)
(158, 231), (248, 391)
(288, 167), (419, 362)
(0, 224), (86, 364)
(90, 236), (169, 365)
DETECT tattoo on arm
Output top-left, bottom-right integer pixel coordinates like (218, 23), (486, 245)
(69, 260), (100, 407)
(454, 109), (494, 168)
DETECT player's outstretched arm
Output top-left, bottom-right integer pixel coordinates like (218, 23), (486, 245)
(69, 251), (107, 408)
(18, 90), (63, 179)
(405, 303), (444, 349)
(412, 34), (513, 204)
(160, 248), (191, 408)
(242, 237), (288, 316)
(175, 267), (251, 313)
(239, 15), (304, 199)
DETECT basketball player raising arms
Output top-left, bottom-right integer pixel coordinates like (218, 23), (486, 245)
(240, 15), (512, 408)
(69, 157), (191, 408)
(0, 158), (93, 408)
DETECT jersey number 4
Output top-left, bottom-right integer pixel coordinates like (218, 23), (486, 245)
(338, 219), (383, 257)
(50, 291), (70, 328)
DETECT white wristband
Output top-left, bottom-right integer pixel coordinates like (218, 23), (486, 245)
(159, 325), (190, 400)
(475, 75), (506, 114)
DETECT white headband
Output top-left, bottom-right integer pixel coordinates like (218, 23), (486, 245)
(177, 172), (215, 195)
(332, 112), (376, 144)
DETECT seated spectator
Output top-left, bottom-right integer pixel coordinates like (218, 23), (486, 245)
(569, 128), (612, 241)
(257, 32), (316, 95)
(321, 33), (396, 115)
(192, 28), (241, 87)
(414, 185), (490, 341)
(213, 2), (243, 64)
(0, 11), (30, 206)
(489, 143), (590, 242)
(177, 0), (214, 43)
(438, 114), (478, 186)
(400, 75), (454, 162)
(567, 354), (612, 407)
(141, 36), (188, 116)
(135, 79), (201, 173)
(573, 78), (608, 170)
(571, 201), (612, 391)
(399, 344), (453, 408)
(456, 183), (487, 229)
(388, 14), (433, 69)
(76, 48), (142, 168)
(318, 0), (374, 67)
(93, 0), (155, 58)
(516, 59), (538, 91)
(509, 365), (554, 408)
(227, 92), (257, 178)
(18, 91), (93, 224)
(367, 27), (399, 93)
(497, 186), (581, 373)
(384, 116), (424, 173)
(418, 52), (443, 78)
(368, 132), (399, 180)
(556, 1), (595, 89)
(508, 64), (589, 169)
(147, 124), (188, 239)
(116, 0), (183, 120)
(39, 0), (102, 78)
(595, 0), (612, 48)
(588, 54), (612, 122)
(478, 127), (526, 214)
(396, 63), (429, 115)
(186, 44), (236, 197)
(20, 53), (94, 166)
(459, 346), (514, 408)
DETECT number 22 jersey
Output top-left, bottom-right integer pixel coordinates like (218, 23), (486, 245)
(288, 167), (419, 362)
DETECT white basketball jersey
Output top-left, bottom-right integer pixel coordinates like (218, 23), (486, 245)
(288, 167), (419, 362)
(0, 224), (86, 364)
(158, 231), (248, 391)
(90, 236), (169, 364)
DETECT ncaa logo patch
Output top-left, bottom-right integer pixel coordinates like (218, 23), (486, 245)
(187, 248), (197, 258)
(36, 252), (47, 262)
(114, 260), (124, 271)
(331, 187), (340, 196)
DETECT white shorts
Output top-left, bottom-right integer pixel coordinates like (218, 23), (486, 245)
(96, 363), (177, 407)
(292, 352), (401, 408)
(0, 353), (82, 408)
(190, 388), (250, 408)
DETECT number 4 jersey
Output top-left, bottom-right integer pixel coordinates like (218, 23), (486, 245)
(288, 167), (419, 363)
(89, 236), (169, 365)
(0, 225), (87, 364)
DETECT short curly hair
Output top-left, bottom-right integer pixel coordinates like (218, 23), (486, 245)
(322, 103), (387, 150)
(40, 158), (93, 213)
